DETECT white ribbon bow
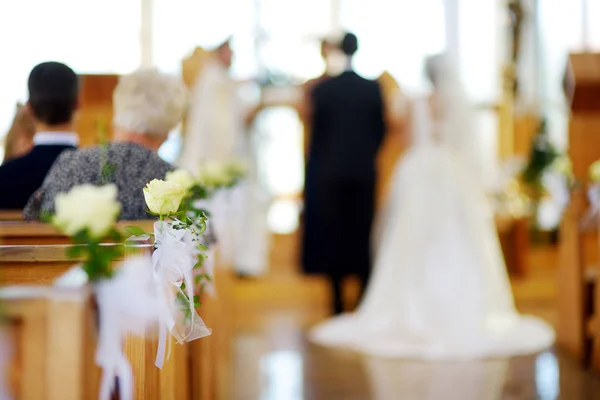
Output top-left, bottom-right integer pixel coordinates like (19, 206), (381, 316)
(152, 221), (211, 369)
(95, 256), (159, 400)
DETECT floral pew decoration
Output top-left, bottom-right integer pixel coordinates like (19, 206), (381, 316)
(531, 155), (575, 231)
(51, 184), (160, 400)
(127, 170), (219, 370)
(493, 120), (576, 231)
(192, 160), (247, 264)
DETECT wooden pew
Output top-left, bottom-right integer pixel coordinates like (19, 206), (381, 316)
(0, 286), (98, 400)
(0, 210), (23, 222)
(559, 190), (599, 369)
(558, 52), (600, 370)
(0, 243), (192, 399)
(0, 234), (225, 399)
(497, 216), (529, 276)
(0, 220), (156, 246)
(191, 252), (234, 400)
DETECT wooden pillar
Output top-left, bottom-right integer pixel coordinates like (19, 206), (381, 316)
(76, 74), (119, 147)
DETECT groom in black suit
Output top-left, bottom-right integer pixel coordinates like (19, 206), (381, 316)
(0, 62), (79, 210)
(308, 33), (386, 314)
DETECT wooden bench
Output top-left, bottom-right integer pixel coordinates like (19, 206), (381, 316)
(0, 210), (23, 222)
(0, 243), (195, 399)
(558, 190), (600, 370)
(0, 220), (155, 245)
(0, 233), (231, 398)
(559, 52), (600, 371)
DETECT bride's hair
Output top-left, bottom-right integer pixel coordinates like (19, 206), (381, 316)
(421, 53), (488, 186)
(425, 55), (440, 87)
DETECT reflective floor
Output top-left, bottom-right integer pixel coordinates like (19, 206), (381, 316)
(224, 235), (600, 400)
(228, 310), (600, 400)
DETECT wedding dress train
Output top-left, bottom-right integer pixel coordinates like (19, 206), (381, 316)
(309, 56), (554, 359)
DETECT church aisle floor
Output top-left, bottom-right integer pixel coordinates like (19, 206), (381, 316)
(222, 234), (600, 400)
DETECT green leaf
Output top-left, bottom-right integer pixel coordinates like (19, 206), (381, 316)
(108, 229), (122, 242)
(40, 210), (54, 223)
(124, 226), (147, 237)
(66, 245), (84, 259)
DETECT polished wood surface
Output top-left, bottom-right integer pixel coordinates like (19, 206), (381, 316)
(0, 243), (154, 286)
(0, 220), (155, 245)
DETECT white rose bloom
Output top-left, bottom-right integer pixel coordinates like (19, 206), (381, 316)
(226, 159), (247, 177)
(165, 169), (195, 192)
(143, 179), (186, 215)
(197, 162), (230, 188)
(552, 156), (572, 176)
(54, 184), (121, 238)
(590, 160), (600, 183)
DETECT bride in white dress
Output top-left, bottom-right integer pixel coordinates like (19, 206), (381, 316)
(309, 54), (554, 359)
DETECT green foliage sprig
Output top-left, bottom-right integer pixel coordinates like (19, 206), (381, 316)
(67, 229), (124, 281)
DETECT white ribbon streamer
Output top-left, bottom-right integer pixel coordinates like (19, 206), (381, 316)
(152, 221), (211, 369)
(94, 256), (159, 400)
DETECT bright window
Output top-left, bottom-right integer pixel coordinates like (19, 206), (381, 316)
(0, 0), (140, 158)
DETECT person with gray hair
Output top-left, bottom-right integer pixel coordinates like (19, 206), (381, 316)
(24, 68), (188, 220)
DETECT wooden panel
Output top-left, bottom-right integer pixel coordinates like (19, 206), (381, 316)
(0, 287), (93, 399)
(566, 53), (600, 112)
(557, 191), (587, 360)
(569, 115), (600, 180)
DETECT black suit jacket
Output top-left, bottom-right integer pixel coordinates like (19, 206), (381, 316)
(309, 70), (386, 183)
(0, 145), (76, 209)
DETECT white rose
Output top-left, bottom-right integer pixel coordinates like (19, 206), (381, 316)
(552, 156), (572, 176)
(590, 160), (600, 183)
(226, 160), (247, 177)
(53, 184), (121, 238)
(143, 179), (186, 215)
(197, 162), (230, 188)
(165, 169), (195, 192)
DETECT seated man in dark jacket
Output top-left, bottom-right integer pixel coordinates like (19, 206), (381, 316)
(0, 62), (79, 209)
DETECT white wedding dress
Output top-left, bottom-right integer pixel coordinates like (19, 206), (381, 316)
(309, 56), (554, 359)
